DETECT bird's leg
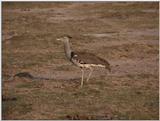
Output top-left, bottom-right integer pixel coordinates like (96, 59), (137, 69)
(86, 68), (93, 82)
(80, 69), (84, 88)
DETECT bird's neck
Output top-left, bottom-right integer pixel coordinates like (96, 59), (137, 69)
(64, 40), (72, 60)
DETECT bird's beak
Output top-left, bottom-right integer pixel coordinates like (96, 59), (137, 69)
(56, 38), (61, 41)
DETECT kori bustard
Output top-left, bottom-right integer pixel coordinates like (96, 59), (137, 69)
(57, 36), (111, 88)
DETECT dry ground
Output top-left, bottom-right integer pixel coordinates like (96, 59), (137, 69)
(2, 2), (159, 120)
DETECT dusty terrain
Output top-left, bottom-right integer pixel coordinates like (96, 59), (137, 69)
(2, 2), (159, 120)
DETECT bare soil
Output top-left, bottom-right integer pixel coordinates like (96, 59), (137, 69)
(2, 2), (159, 120)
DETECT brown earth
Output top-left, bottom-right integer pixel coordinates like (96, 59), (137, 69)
(2, 2), (159, 120)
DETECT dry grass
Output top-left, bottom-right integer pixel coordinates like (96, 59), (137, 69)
(2, 2), (159, 120)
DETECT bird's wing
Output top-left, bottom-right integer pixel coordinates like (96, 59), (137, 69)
(71, 51), (111, 71)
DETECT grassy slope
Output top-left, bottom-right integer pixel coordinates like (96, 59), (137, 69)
(2, 2), (159, 120)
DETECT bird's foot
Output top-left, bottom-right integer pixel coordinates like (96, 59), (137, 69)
(79, 85), (83, 88)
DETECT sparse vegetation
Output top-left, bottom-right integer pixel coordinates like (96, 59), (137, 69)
(2, 2), (159, 120)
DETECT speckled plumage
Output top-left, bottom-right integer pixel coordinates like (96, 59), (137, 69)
(71, 51), (111, 71)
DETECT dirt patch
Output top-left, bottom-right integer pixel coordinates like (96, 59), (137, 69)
(2, 2), (159, 120)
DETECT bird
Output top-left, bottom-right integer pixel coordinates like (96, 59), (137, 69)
(57, 35), (111, 88)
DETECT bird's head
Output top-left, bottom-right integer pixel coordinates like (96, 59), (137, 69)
(56, 35), (72, 42)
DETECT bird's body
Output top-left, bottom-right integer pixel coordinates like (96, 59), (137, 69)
(57, 36), (111, 88)
(71, 51), (110, 70)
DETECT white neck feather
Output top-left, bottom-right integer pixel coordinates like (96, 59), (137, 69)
(63, 40), (72, 60)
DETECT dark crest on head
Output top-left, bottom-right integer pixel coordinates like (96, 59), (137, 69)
(64, 35), (72, 39)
